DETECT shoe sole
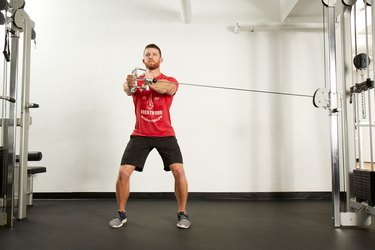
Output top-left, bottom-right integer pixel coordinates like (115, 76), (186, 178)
(177, 223), (191, 229)
(110, 218), (127, 229)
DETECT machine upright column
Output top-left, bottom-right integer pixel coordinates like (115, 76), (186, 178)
(323, 0), (341, 227)
(13, 8), (34, 220)
(1, 27), (20, 227)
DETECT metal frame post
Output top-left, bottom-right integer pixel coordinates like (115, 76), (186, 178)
(1, 1), (37, 226)
(373, 0), (375, 163)
(13, 8), (34, 220)
(323, 0), (341, 227)
(340, 4), (355, 213)
(0, 27), (20, 227)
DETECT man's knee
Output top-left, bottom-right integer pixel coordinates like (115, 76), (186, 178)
(118, 165), (135, 181)
(170, 163), (186, 179)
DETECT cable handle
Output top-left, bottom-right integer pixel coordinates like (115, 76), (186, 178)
(27, 103), (39, 108)
(0, 95), (15, 103)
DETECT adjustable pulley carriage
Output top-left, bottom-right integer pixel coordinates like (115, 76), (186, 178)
(315, 0), (375, 227)
(0, 0), (45, 228)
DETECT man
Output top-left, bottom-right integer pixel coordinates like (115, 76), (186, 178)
(109, 44), (191, 229)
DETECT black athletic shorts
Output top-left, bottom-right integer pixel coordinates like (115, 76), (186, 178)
(120, 135), (183, 172)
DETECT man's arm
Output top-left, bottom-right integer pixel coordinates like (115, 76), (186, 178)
(149, 80), (177, 95)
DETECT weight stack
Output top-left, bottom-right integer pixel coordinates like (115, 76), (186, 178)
(353, 169), (375, 206)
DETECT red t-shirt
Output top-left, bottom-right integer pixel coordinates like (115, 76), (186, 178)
(131, 73), (178, 137)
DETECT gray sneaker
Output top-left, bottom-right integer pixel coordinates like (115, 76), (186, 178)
(177, 212), (191, 229)
(109, 211), (127, 229)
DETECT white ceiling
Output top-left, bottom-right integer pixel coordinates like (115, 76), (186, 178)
(288, 0), (323, 17)
(179, 0), (323, 24)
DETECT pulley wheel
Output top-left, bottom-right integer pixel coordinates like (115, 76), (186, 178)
(353, 53), (371, 70)
(313, 88), (329, 108)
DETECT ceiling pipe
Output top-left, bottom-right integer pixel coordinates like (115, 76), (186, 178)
(180, 0), (192, 24)
(234, 20), (323, 33)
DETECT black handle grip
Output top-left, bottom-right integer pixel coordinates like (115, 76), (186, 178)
(28, 103), (39, 108)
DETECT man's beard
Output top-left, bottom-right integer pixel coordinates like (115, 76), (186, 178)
(145, 61), (160, 70)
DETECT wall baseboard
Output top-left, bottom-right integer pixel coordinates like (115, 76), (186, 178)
(33, 192), (342, 200)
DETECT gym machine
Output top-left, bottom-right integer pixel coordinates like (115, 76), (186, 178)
(0, 0), (45, 228)
(314, 0), (375, 227)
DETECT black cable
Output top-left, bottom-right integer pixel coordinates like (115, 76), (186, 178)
(3, 29), (10, 62)
(179, 82), (313, 98)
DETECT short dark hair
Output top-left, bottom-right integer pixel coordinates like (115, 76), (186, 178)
(144, 43), (162, 57)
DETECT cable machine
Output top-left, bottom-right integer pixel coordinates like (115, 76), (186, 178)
(0, 0), (45, 228)
(314, 0), (375, 227)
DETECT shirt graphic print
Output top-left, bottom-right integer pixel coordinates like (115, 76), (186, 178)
(131, 73), (178, 137)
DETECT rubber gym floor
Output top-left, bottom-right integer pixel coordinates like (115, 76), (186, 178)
(1, 198), (375, 250)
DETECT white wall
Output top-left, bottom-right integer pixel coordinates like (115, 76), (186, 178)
(2, 0), (330, 192)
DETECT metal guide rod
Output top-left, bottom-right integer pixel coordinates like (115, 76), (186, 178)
(352, 2), (364, 170)
(355, 94), (364, 169)
(367, 90), (374, 170)
(364, 4), (374, 171)
(365, 2), (371, 81)
(16, 9), (34, 220)
(372, 0), (375, 171)
(352, 4), (363, 168)
(2, 27), (20, 227)
(323, 1), (341, 228)
(340, 5), (355, 212)
(353, 3), (358, 57)
(353, 4), (362, 202)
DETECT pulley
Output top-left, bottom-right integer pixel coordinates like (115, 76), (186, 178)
(313, 88), (330, 109)
(322, 0), (337, 7)
(9, 0), (25, 10)
(342, 0), (357, 6)
(353, 53), (371, 70)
